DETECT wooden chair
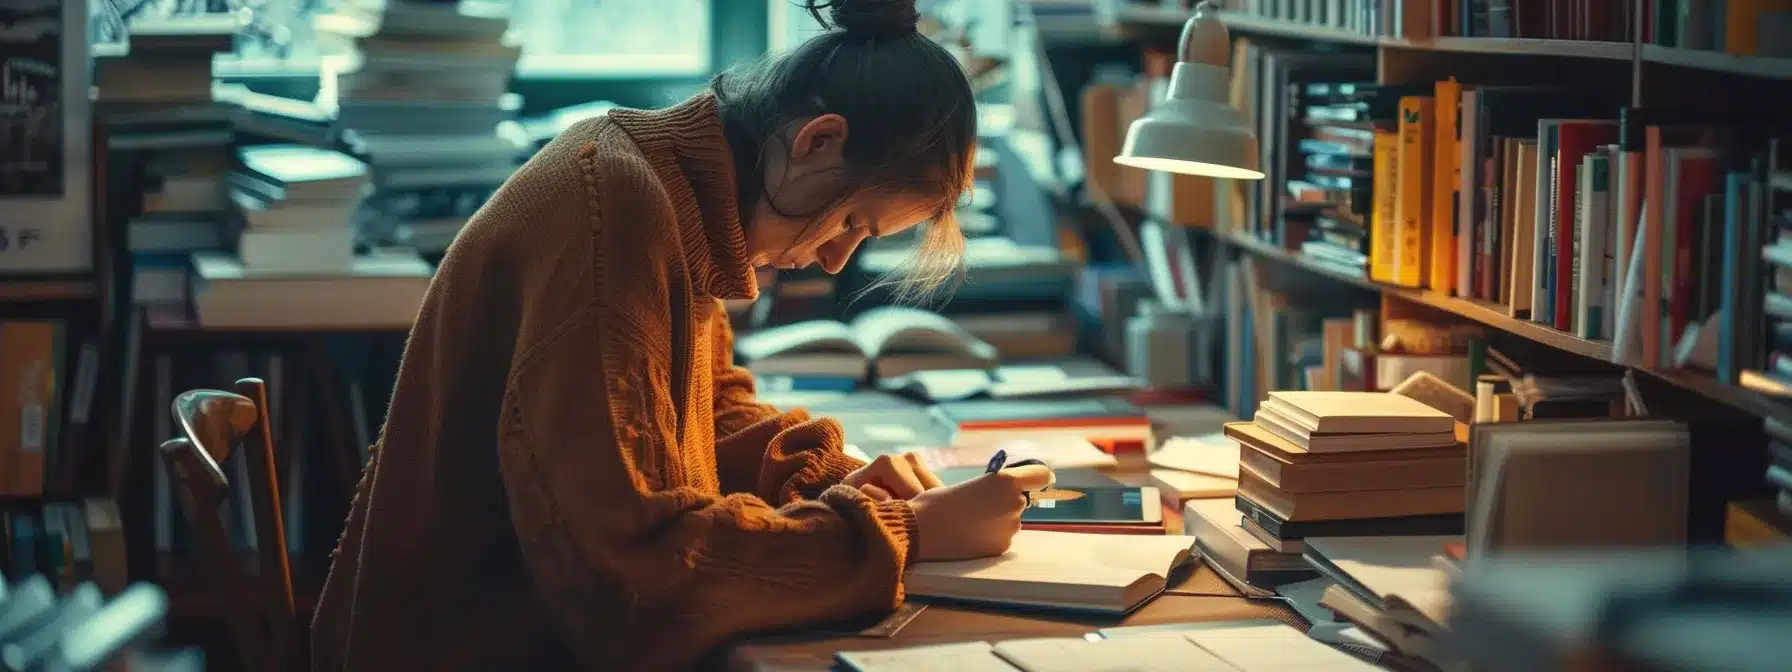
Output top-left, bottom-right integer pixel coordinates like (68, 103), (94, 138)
(158, 378), (303, 672)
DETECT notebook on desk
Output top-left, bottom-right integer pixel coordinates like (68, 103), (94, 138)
(837, 621), (1381, 672)
(902, 530), (1197, 614)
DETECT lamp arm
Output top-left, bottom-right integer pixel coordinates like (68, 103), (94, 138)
(1177, 1), (1232, 68)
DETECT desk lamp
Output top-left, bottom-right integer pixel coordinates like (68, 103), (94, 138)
(1111, 1), (1262, 389)
(1114, 0), (1263, 180)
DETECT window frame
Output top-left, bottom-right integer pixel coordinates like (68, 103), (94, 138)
(214, 0), (770, 115)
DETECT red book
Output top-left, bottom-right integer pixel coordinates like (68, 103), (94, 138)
(1666, 149), (1718, 352)
(1551, 120), (1619, 330)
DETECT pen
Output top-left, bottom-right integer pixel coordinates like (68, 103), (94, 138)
(984, 449), (1071, 504)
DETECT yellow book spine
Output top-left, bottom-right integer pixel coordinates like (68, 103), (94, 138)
(1395, 96), (1435, 289)
(1429, 79), (1460, 291)
(1369, 130), (1400, 283)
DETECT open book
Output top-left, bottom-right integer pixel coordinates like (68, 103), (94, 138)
(903, 530), (1197, 613)
(735, 306), (999, 380)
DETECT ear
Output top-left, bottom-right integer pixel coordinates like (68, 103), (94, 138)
(788, 114), (849, 164)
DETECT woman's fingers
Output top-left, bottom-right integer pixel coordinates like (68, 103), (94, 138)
(902, 452), (945, 491)
(878, 455), (926, 499)
(997, 464), (1055, 492)
(859, 484), (893, 501)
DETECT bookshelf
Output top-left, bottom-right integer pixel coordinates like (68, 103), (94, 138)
(1111, 7), (1792, 79)
(0, 278), (99, 302)
(1216, 230), (1619, 360)
(1071, 2), (1792, 425)
(1205, 226), (1792, 422)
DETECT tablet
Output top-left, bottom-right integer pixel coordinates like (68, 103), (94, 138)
(1020, 486), (1162, 525)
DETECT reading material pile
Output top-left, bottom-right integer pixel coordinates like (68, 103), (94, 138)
(313, 0), (526, 247)
(227, 145), (371, 274)
(93, 15), (243, 312)
(1224, 391), (1466, 567)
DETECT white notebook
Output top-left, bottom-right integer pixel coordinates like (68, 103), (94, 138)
(903, 530), (1197, 613)
(836, 642), (1012, 672)
(838, 622), (1380, 672)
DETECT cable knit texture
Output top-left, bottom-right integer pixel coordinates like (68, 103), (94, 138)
(310, 93), (913, 671)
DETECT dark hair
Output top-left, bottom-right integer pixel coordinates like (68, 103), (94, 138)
(713, 0), (976, 305)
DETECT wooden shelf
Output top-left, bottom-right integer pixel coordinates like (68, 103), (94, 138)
(1214, 230), (1792, 421)
(1113, 8), (1792, 80)
(0, 278), (96, 302)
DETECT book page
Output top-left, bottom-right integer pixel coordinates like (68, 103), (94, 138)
(850, 307), (994, 360)
(1149, 434), (1242, 478)
(904, 531), (1195, 603)
(733, 320), (858, 361)
(993, 634), (1234, 672)
(1183, 624), (1382, 671)
(836, 642), (1015, 672)
(1004, 530), (1196, 576)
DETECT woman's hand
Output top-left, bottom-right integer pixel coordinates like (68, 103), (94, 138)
(907, 465), (1054, 562)
(842, 453), (943, 500)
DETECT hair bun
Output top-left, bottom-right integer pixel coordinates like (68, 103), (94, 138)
(806, 0), (920, 38)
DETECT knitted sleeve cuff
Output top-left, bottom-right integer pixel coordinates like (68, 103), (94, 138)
(821, 485), (919, 599)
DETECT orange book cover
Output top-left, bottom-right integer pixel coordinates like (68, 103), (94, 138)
(0, 321), (62, 497)
(1429, 79), (1461, 292)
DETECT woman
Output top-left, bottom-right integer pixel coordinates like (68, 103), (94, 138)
(311, 1), (1052, 669)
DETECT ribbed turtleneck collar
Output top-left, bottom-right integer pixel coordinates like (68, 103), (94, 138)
(606, 93), (757, 300)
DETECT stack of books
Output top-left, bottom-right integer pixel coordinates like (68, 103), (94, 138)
(313, 1), (525, 250)
(92, 15), (243, 312)
(190, 145), (430, 330)
(1227, 391), (1467, 555)
(228, 145), (372, 274)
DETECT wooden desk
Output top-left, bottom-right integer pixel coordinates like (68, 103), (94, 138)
(723, 564), (1301, 671)
(724, 392), (1262, 671)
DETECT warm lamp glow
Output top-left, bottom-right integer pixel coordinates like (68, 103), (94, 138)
(1114, 1), (1263, 181)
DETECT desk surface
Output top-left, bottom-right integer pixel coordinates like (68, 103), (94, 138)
(724, 394), (1271, 671)
(724, 564), (1300, 671)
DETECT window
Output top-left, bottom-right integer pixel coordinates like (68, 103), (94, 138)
(767, 0), (825, 54)
(510, 0), (709, 77)
(94, 0), (712, 78)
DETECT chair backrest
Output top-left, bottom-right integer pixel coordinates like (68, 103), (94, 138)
(163, 378), (302, 671)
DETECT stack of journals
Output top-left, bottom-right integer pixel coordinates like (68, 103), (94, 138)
(1183, 497), (1317, 592)
(313, 0), (525, 249)
(228, 145), (371, 274)
(93, 15), (243, 312)
(1228, 391), (1467, 553)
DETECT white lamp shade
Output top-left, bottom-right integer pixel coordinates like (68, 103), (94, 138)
(1115, 62), (1264, 180)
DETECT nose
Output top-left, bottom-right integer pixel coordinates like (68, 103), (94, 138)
(819, 228), (870, 275)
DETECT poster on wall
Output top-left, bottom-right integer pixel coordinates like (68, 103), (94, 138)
(0, 0), (62, 196)
(0, 0), (91, 274)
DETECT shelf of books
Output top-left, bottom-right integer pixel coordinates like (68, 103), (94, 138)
(1112, 3), (1792, 80)
(1102, 0), (1792, 426)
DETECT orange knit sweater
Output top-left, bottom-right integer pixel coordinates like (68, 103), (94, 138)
(310, 94), (916, 671)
